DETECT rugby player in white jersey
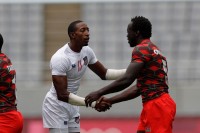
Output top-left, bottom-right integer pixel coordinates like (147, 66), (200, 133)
(42, 20), (126, 133)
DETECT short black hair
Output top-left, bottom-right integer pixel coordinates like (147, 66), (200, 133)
(0, 33), (3, 50)
(131, 16), (152, 38)
(68, 20), (83, 38)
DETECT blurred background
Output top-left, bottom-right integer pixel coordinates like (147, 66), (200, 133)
(0, 0), (200, 133)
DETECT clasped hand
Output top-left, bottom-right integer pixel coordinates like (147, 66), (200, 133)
(85, 92), (112, 112)
(94, 96), (112, 112)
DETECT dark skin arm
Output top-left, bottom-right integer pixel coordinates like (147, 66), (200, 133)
(52, 75), (70, 102)
(53, 61), (107, 103)
(95, 85), (140, 112)
(108, 84), (140, 104)
(85, 61), (144, 106)
(88, 61), (107, 80)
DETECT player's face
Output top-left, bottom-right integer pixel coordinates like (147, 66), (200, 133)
(127, 22), (137, 47)
(74, 22), (90, 46)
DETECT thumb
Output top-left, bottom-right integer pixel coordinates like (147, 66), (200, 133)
(96, 96), (105, 104)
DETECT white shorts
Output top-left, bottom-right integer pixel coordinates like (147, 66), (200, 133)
(42, 91), (80, 132)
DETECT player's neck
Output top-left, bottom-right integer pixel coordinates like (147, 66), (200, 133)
(138, 38), (150, 44)
(68, 42), (82, 53)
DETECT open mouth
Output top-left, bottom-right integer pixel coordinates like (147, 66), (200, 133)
(84, 38), (89, 42)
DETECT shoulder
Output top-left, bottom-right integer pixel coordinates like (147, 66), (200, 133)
(0, 53), (11, 64)
(50, 53), (71, 71)
(133, 43), (149, 54)
(82, 46), (93, 52)
(51, 50), (70, 66)
(82, 46), (96, 56)
(51, 44), (68, 59)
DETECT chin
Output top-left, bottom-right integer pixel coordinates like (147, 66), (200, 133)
(128, 43), (134, 47)
(129, 42), (137, 47)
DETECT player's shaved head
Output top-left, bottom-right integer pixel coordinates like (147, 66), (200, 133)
(68, 20), (83, 38)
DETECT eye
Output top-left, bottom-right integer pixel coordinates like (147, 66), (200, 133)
(80, 28), (89, 33)
(80, 28), (85, 32)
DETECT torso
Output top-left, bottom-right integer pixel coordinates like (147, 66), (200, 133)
(132, 39), (169, 102)
(0, 53), (17, 112)
(50, 43), (97, 94)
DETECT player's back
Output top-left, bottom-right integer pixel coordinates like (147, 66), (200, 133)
(0, 53), (17, 112)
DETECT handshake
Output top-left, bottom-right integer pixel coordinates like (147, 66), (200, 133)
(85, 96), (112, 112)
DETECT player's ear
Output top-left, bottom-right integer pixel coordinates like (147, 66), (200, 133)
(69, 32), (76, 39)
(135, 30), (140, 36)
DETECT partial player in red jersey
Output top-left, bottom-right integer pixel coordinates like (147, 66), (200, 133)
(85, 16), (176, 133)
(0, 34), (23, 133)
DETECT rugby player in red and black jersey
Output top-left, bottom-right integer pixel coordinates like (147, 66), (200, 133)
(0, 34), (23, 133)
(85, 16), (176, 133)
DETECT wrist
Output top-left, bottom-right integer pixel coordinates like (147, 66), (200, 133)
(68, 93), (85, 106)
(108, 97), (118, 105)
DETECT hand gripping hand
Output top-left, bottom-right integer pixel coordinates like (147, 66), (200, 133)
(85, 91), (101, 107)
(95, 96), (112, 112)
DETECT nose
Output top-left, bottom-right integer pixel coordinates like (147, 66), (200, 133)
(85, 30), (90, 36)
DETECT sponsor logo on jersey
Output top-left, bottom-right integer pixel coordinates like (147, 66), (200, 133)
(83, 56), (88, 65)
(72, 64), (76, 68)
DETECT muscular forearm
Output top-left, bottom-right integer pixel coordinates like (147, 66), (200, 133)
(97, 63), (141, 96)
(98, 75), (133, 96)
(108, 85), (140, 104)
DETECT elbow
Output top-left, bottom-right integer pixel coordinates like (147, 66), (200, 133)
(57, 95), (64, 101)
(124, 80), (133, 88)
(100, 76), (106, 80)
(57, 95), (63, 101)
(57, 94), (68, 103)
(121, 76), (134, 87)
(98, 74), (106, 80)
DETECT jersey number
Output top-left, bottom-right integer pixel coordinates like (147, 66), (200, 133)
(162, 59), (168, 85)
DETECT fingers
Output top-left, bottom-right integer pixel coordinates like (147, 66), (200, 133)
(95, 96), (112, 112)
(96, 96), (104, 104)
(85, 94), (112, 112)
(85, 92), (101, 107)
(96, 101), (111, 112)
(85, 96), (93, 107)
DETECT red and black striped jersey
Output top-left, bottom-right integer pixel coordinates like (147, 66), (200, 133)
(0, 53), (17, 112)
(132, 39), (169, 103)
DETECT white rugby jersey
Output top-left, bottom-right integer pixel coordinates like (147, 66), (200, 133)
(50, 43), (97, 94)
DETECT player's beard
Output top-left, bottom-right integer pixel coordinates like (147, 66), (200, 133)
(128, 38), (138, 47)
(83, 39), (89, 46)
(129, 42), (136, 47)
(83, 43), (88, 46)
